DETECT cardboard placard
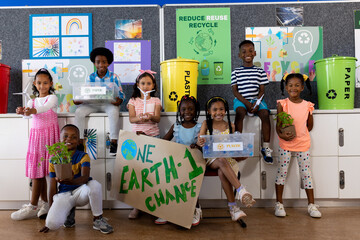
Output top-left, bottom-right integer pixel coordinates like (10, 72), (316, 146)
(111, 130), (205, 229)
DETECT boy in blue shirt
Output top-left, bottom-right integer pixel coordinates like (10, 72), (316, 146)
(231, 40), (273, 164)
(40, 124), (113, 234)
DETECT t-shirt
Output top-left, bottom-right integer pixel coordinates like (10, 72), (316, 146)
(231, 66), (269, 100)
(127, 97), (162, 136)
(49, 150), (92, 193)
(277, 98), (314, 152)
(173, 122), (202, 145)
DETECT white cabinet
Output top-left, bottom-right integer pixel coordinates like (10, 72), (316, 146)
(338, 114), (360, 156)
(237, 157), (260, 199)
(310, 114), (338, 156)
(0, 118), (28, 160)
(339, 157), (360, 198)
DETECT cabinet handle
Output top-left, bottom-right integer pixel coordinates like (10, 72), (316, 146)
(339, 170), (345, 189)
(106, 172), (112, 191)
(339, 128), (344, 147)
(261, 171), (266, 189)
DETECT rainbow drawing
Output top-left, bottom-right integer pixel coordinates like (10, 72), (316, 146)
(66, 18), (82, 35)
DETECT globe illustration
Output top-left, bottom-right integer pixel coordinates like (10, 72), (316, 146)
(121, 139), (137, 160)
(195, 33), (213, 52)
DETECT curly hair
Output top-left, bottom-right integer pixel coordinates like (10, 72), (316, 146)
(176, 95), (200, 124)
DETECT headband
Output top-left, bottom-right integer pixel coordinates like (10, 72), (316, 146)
(283, 72), (309, 81)
(207, 96), (227, 107)
(136, 69), (157, 82)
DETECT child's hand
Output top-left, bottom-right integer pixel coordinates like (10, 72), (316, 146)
(136, 131), (146, 135)
(39, 226), (49, 233)
(73, 100), (83, 105)
(111, 97), (123, 106)
(234, 157), (248, 161)
(279, 131), (296, 141)
(197, 135), (205, 147)
(16, 107), (25, 115)
(309, 70), (316, 81)
(24, 107), (36, 116)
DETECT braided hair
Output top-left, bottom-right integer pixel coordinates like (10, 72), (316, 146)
(176, 95), (200, 125)
(205, 96), (232, 135)
(280, 73), (312, 96)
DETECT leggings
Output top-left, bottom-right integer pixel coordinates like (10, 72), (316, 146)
(275, 148), (313, 189)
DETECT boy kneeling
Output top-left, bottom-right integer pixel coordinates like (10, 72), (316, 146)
(40, 124), (113, 234)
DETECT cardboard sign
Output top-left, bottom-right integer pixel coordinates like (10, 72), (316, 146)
(111, 130), (205, 229)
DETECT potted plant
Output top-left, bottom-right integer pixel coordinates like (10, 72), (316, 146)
(42, 142), (73, 180)
(275, 111), (296, 137)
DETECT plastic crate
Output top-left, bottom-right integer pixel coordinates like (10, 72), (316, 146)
(201, 132), (255, 158)
(72, 82), (118, 103)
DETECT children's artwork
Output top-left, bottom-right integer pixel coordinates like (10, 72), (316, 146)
(115, 19), (142, 39)
(29, 13), (92, 59)
(62, 37), (90, 57)
(32, 38), (60, 58)
(355, 11), (360, 88)
(84, 128), (97, 160)
(276, 7), (304, 26)
(111, 130), (205, 229)
(105, 40), (151, 84)
(22, 59), (94, 113)
(246, 26), (323, 81)
(176, 8), (232, 85)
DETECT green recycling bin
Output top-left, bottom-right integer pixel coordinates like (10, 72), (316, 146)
(315, 56), (357, 110)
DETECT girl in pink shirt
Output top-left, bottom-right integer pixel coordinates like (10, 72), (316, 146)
(275, 73), (321, 219)
(127, 70), (162, 219)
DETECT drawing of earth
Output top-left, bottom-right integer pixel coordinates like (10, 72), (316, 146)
(195, 32), (213, 52)
(121, 139), (137, 160)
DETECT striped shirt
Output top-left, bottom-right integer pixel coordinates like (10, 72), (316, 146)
(231, 66), (269, 100)
(128, 97), (162, 136)
(49, 150), (92, 193)
(87, 70), (125, 100)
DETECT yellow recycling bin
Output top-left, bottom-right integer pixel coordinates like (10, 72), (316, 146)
(160, 58), (199, 112)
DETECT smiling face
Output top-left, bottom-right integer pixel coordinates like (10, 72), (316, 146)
(61, 126), (79, 152)
(94, 55), (109, 78)
(285, 77), (304, 99)
(208, 101), (226, 122)
(33, 74), (53, 97)
(179, 100), (196, 123)
(239, 43), (256, 67)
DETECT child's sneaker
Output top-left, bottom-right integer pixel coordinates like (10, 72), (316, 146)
(154, 217), (168, 225)
(229, 205), (246, 221)
(128, 208), (140, 219)
(110, 142), (118, 156)
(308, 203), (322, 218)
(64, 207), (76, 228)
(192, 207), (202, 226)
(93, 216), (113, 234)
(37, 201), (49, 219)
(11, 203), (39, 220)
(236, 187), (256, 207)
(274, 202), (286, 217)
(261, 147), (273, 164)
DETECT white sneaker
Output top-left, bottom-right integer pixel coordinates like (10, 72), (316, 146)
(236, 187), (256, 207)
(192, 207), (202, 226)
(308, 203), (322, 218)
(37, 201), (49, 219)
(229, 206), (246, 221)
(11, 203), (39, 220)
(275, 202), (286, 217)
(154, 217), (168, 225)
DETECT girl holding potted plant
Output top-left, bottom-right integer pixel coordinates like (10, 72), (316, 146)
(275, 73), (321, 218)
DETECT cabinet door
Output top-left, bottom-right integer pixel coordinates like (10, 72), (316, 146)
(0, 118), (28, 160)
(338, 114), (360, 156)
(310, 114), (338, 156)
(0, 160), (29, 201)
(233, 157), (260, 199)
(90, 158), (106, 200)
(339, 157), (360, 198)
(300, 156), (338, 199)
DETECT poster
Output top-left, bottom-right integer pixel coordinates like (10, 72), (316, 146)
(355, 11), (360, 88)
(111, 130), (205, 229)
(176, 8), (231, 85)
(276, 7), (304, 26)
(84, 128), (97, 160)
(21, 59), (94, 113)
(115, 19), (143, 39)
(246, 26), (323, 81)
(29, 13), (92, 59)
(105, 40), (151, 84)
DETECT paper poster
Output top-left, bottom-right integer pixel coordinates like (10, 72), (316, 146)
(276, 7), (304, 26)
(115, 19), (142, 39)
(111, 130), (205, 229)
(176, 8), (231, 85)
(29, 13), (92, 59)
(105, 40), (151, 84)
(355, 11), (360, 88)
(21, 59), (94, 113)
(246, 26), (323, 81)
(84, 128), (97, 160)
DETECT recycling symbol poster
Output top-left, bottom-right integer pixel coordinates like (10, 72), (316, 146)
(245, 27), (323, 81)
(176, 8), (231, 85)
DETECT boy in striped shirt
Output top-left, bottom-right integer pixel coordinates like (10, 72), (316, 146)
(231, 40), (273, 164)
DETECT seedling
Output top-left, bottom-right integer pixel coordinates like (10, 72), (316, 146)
(39, 142), (72, 166)
(275, 111), (294, 128)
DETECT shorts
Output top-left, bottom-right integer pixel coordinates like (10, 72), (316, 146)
(233, 98), (269, 113)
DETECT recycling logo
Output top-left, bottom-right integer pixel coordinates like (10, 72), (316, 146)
(169, 91), (178, 101)
(326, 89), (337, 99)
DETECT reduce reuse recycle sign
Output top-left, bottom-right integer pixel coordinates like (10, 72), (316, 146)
(111, 130), (205, 229)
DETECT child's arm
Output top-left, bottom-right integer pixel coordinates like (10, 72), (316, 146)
(163, 124), (175, 141)
(16, 107), (25, 115)
(146, 104), (161, 123)
(111, 97), (123, 106)
(58, 166), (90, 186)
(197, 121), (208, 147)
(232, 85), (252, 110)
(251, 85), (265, 113)
(307, 112), (314, 132)
(128, 104), (144, 123)
(276, 102), (295, 141)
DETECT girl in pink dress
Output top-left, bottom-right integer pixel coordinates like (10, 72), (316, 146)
(12, 68), (60, 221)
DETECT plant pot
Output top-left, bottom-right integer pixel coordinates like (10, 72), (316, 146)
(54, 163), (73, 180)
(281, 125), (296, 137)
